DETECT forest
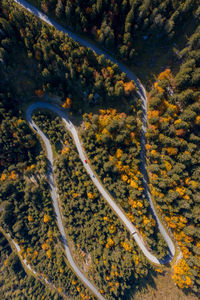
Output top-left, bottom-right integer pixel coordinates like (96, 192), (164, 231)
(0, 231), (65, 299)
(29, 0), (199, 69)
(81, 108), (169, 259)
(0, 0), (199, 299)
(32, 110), (152, 299)
(146, 25), (200, 292)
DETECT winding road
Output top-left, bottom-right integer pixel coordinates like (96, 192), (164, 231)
(26, 103), (105, 300)
(12, 0), (178, 298)
(27, 102), (172, 266)
(0, 230), (63, 297)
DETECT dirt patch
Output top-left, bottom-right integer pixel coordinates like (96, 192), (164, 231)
(133, 271), (198, 300)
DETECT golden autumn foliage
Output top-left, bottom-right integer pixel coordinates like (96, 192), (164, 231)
(185, 177), (190, 185)
(150, 149), (157, 156)
(137, 201), (143, 208)
(159, 116), (172, 124)
(102, 128), (110, 135)
(126, 212), (135, 223)
(174, 119), (182, 125)
(121, 174), (128, 182)
(147, 110), (159, 119)
(9, 171), (17, 180)
(195, 115), (200, 124)
(42, 243), (49, 251)
(61, 147), (69, 154)
(149, 172), (158, 180)
(26, 164), (36, 171)
(175, 128), (186, 137)
(17, 119), (23, 124)
(165, 215), (177, 229)
(93, 109), (128, 135)
(46, 249), (52, 258)
(183, 194), (190, 200)
(168, 102), (178, 113)
(19, 247), (25, 257)
(32, 250), (38, 260)
(121, 241), (132, 252)
(44, 214), (51, 223)
(87, 192), (95, 199)
(165, 147), (178, 155)
(62, 97), (72, 109)
(154, 82), (164, 93)
(132, 255), (139, 265)
(165, 161), (172, 171)
(165, 215), (188, 233)
(28, 215), (33, 222)
(116, 148), (123, 159)
(147, 59), (200, 292)
(123, 81), (135, 95)
(72, 193), (79, 198)
(172, 259), (192, 288)
(85, 121), (91, 130)
(83, 108), (156, 245)
(107, 66), (114, 77)
(105, 237), (114, 248)
(176, 186), (186, 196)
(96, 29), (101, 39)
(196, 242), (200, 249)
(155, 268), (164, 274)
(158, 68), (172, 80)
(145, 144), (152, 151)
(190, 180), (198, 188)
(109, 224), (116, 234)
(149, 124), (158, 132)
(130, 179), (138, 189)
(0, 173), (6, 181)
(143, 215), (151, 225)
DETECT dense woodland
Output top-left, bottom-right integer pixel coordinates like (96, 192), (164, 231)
(146, 25), (200, 293)
(0, 2), (97, 298)
(0, 0), (199, 299)
(81, 108), (168, 259)
(0, 1), (148, 299)
(31, 0), (199, 64)
(0, 32), (91, 297)
(0, 232), (63, 299)
(0, 0), (135, 113)
(33, 110), (152, 299)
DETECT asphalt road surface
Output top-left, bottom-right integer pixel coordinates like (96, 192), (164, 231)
(26, 103), (105, 300)
(14, 0), (179, 297)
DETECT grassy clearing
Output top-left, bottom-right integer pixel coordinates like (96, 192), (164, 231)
(132, 270), (198, 300)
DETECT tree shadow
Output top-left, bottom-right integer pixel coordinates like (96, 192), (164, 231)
(124, 268), (166, 300)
